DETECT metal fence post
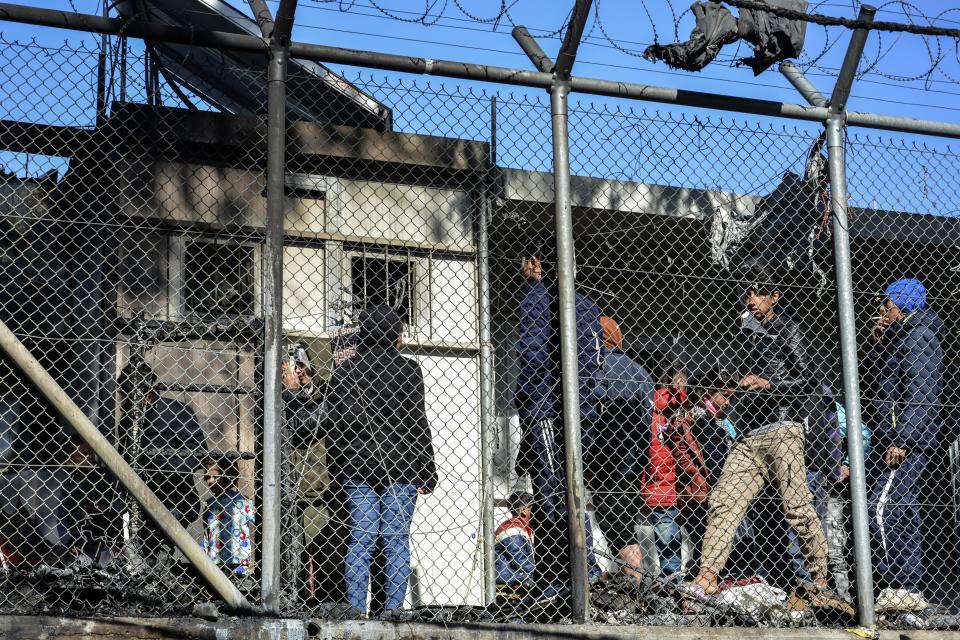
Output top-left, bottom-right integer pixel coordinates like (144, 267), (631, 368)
(477, 96), (497, 606)
(551, 80), (590, 623)
(827, 115), (875, 629)
(826, 4), (877, 630)
(261, 41), (289, 615)
(261, 0), (297, 614)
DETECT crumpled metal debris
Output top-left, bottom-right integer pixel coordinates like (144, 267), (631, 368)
(644, 0), (808, 75)
(0, 557), (204, 618)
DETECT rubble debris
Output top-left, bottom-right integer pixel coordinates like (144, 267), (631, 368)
(308, 602), (362, 621)
(193, 602), (219, 620)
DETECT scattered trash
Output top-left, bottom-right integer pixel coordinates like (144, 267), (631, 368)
(899, 613), (927, 630)
(715, 579), (789, 626)
(0, 554), (948, 631)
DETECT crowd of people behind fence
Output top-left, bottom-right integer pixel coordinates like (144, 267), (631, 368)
(0, 230), (947, 619)
(499, 233), (944, 617)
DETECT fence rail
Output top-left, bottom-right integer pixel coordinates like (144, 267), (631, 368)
(0, 5), (958, 632)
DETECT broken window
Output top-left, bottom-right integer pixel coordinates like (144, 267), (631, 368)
(183, 239), (255, 317)
(350, 254), (414, 326)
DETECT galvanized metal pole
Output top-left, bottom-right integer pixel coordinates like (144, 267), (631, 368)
(556, 2), (592, 621)
(261, 42), (288, 617)
(477, 96), (497, 606)
(554, 0), (593, 80)
(94, 0), (108, 126)
(512, 26), (554, 73)
(0, 319), (256, 613)
(826, 4), (877, 630)
(779, 61), (827, 108)
(247, 0), (275, 39)
(551, 80), (590, 623)
(260, 0), (297, 614)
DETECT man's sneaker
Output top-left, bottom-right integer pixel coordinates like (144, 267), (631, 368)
(876, 588), (929, 612)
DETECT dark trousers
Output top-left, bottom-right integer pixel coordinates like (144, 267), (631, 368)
(523, 417), (600, 586)
(593, 486), (637, 556)
(869, 451), (927, 591)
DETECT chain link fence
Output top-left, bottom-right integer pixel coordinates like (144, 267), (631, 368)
(0, 34), (264, 615)
(0, 23), (959, 631)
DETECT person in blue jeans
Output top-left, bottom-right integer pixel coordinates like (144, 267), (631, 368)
(322, 306), (438, 616)
(342, 481), (420, 612)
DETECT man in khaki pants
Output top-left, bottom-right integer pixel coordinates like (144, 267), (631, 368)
(691, 267), (828, 595)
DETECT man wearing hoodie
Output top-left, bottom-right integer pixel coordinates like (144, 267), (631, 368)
(868, 278), (943, 612)
(590, 316), (654, 560)
(515, 233), (602, 592)
(691, 267), (828, 595)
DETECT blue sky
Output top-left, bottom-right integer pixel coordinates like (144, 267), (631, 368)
(7, 0), (960, 124)
(3, 0), (960, 213)
(282, 0), (960, 126)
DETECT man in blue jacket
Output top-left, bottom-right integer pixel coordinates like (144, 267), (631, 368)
(589, 316), (653, 559)
(514, 233), (601, 594)
(869, 278), (943, 612)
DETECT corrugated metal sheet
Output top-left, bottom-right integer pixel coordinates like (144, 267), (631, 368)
(116, 0), (392, 129)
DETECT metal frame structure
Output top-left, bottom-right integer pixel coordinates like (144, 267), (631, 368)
(1, 0), (957, 629)
(4, 2), (960, 139)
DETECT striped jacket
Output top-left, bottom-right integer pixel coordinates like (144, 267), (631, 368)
(494, 515), (535, 585)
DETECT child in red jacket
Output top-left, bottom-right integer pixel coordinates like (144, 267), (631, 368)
(642, 367), (690, 580)
(644, 367), (721, 581)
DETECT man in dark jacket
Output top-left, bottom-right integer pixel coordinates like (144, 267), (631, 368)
(692, 268), (827, 594)
(119, 361), (208, 540)
(514, 233), (602, 591)
(323, 306), (437, 615)
(868, 278), (943, 612)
